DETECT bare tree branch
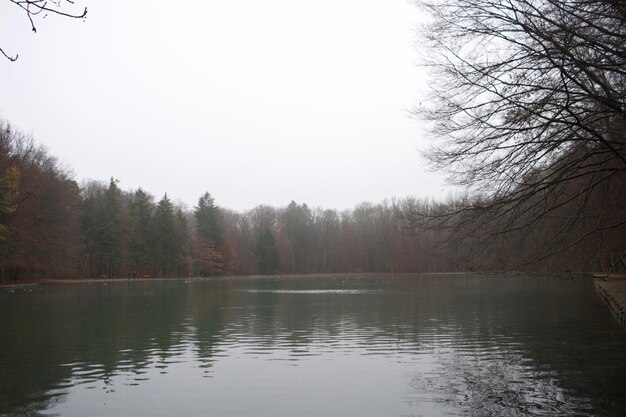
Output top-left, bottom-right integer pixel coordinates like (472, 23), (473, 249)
(4, 0), (87, 61)
(404, 0), (626, 271)
(0, 47), (18, 61)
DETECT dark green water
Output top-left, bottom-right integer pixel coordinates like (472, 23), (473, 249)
(1, 274), (625, 417)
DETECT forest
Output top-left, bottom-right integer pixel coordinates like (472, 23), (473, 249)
(2, 1), (626, 281)
(0, 119), (623, 281)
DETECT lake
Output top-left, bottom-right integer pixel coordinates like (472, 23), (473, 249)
(1, 274), (626, 416)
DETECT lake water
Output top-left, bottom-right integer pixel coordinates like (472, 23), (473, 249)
(1, 274), (626, 417)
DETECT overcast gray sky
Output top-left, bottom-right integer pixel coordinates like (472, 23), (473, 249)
(0, 0), (447, 211)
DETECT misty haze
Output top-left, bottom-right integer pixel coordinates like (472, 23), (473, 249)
(1, 1), (625, 416)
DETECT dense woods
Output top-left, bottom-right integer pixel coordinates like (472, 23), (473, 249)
(0, 120), (623, 281)
(413, 0), (626, 273)
(0, 123), (81, 280)
(1, 1), (625, 280)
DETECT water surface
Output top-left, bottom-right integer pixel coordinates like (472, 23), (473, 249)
(1, 274), (625, 416)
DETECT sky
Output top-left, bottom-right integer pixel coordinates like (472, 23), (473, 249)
(0, 0), (448, 211)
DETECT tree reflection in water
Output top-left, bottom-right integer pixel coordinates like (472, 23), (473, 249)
(1, 275), (625, 417)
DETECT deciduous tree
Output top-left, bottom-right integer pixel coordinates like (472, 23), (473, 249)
(283, 201), (313, 272)
(413, 0), (626, 268)
(0, 123), (82, 280)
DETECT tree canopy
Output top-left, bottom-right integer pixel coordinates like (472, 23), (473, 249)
(194, 192), (223, 246)
(412, 0), (626, 268)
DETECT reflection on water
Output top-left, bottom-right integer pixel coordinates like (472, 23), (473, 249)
(1, 275), (625, 417)
(240, 289), (384, 294)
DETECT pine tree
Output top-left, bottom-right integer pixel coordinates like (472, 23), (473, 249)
(194, 192), (222, 246)
(128, 188), (153, 277)
(152, 194), (176, 277)
(97, 178), (123, 276)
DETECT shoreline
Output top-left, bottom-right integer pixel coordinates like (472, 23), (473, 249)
(5, 272), (626, 329)
(0, 271), (473, 288)
(0, 270), (594, 288)
(595, 274), (626, 328)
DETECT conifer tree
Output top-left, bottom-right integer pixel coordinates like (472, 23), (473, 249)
(194, 192), (222, 246)
(87, 177), (123, 277)
(152, 194), (177, 277)
(128, 188), (154, 276)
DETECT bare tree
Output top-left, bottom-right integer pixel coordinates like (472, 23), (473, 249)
(2, 0), (87, 61)
(410, 0), (626, 270)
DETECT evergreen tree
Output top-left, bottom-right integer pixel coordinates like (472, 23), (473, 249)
(128, 188), (154, 276)
(152, 194), (177, 277)
(254, 227), (279, 274)
(102, 178), (123, 276)
(80, 181), (104, 277)
(194, 192), (222, 245)
(82, 177), (124, 277)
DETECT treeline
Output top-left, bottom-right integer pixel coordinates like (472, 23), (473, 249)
(413, 0), (626, 273)
(400, 156), (626, 273)
(0, 122), (624, 281)
(0, 124), (82, 280)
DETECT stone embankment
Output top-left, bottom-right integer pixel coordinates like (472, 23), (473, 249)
(595, 274), (626, 327)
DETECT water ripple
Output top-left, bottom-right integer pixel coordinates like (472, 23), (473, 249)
(1, 275), (625, 417)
